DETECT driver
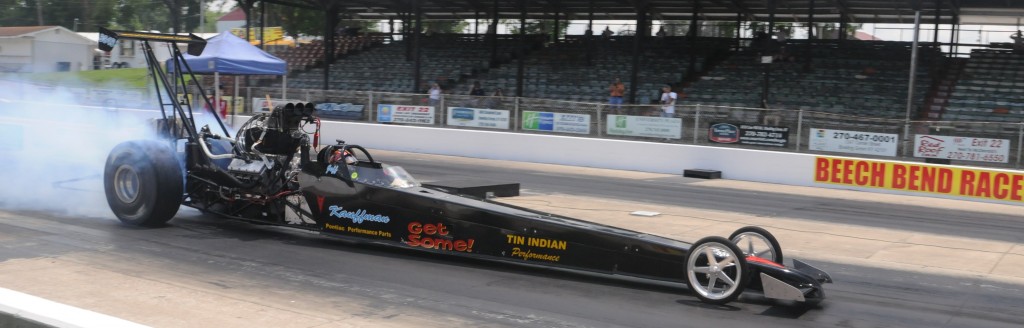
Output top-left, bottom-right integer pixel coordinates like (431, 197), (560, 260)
(328, 149), (358, 165)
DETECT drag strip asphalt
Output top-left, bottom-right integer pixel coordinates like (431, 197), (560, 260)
(0, 150), (1022, 327)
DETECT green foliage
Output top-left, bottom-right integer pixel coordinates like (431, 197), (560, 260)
(3, 68), (150, 88)
(503, 19), (568, 36)
(424, 20), (469, 34)
(276, 5), (325, 38)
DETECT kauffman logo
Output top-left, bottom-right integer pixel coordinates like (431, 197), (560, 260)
(328, 205), (390, 224)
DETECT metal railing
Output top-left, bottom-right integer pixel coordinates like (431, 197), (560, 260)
(236, 87), (1024, 170)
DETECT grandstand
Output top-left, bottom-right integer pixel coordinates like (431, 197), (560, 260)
(943, 49), (1024, 122)
(241, 0), (1024, 124)
(272, 34), (540, 93)
(686, 40), (940, 119)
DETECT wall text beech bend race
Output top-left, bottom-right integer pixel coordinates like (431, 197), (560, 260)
(815, 156), (1024, 202)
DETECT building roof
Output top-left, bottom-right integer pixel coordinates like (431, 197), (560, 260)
(218, 8), (246, 22)
(0, 26), (59, 37)
(261, 0), (1024, 25)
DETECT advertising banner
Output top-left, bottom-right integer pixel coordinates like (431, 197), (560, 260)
(377, 104), (435, 125)
(522, 111), (591, 134)
(447, 107), (511, 129)
(606, 115), (682, 139)
(814, 156), (1024, 203)
(708, 122), (789, 147)
(809, 128), (899, 157)
(252, 98), (303, 113)
(316, 103), (366, 120)
(913, 135), (1010, 163)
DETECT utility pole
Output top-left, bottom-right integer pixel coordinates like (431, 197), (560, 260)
(199, 0), (205, 34)
(35, 0), (44, 25)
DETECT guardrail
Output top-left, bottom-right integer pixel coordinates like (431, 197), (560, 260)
(233, 87), (1024, 171)
(4, 78), (1016, 171)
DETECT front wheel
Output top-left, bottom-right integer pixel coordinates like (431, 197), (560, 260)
(103, 140), (183, 227)
(685, 236), (750, 305)
(729, 226), (784, 264)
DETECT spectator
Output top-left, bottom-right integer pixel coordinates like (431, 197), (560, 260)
(602, 26), (614, 38)
(1012, 30), (1024, 52)
(608, 78), (625, 112)
(487, 88), (505, 109)
(656, 26), (667, 37)
(469, 81), (486, 96)
(659, 85), (677, 118)
(428, 82), (442, 108)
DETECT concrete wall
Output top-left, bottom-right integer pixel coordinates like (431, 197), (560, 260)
(312, 120), (1024, 206)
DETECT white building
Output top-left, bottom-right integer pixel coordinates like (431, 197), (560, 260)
(0, 26), (94, 73)
(217, 8), (246, 33)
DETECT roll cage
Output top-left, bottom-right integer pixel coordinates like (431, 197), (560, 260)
(98, 27), (229, 141)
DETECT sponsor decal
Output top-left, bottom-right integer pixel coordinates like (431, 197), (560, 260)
(505, 234), (568, 250)
(377, 104), (435, 124)
(606, 115), (682, 139)
(316, 196), (325, 212)
(326, 164), (339, 175)
(405, 222), (474, 252)
(521, 111), (590, 134)
(446, 107), (511, 129)
(913, 135), (1009, 163)
(916, 136), (944, 158)
(504, 234), (566, 262)
(814, 156), (1024, 202)
(451, 108), (475, 121)
(709, 122), (790, 147)
(708, 123), (739, 143)
(377, 105), (393, 122)
(324, 223), (392, 238)
(328, 205), (391, 224)
(809, 128), (899, 157)
(510, 247), (561, 262)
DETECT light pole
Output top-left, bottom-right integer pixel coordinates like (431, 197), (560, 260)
(199, 0), (205, 34)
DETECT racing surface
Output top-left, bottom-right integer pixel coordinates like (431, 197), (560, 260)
(2, 146), (1024, 327)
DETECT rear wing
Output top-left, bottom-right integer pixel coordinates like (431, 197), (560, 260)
(98, 27), (206, 56)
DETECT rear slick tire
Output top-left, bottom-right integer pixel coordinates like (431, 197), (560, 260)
(103, 140), (183, 227)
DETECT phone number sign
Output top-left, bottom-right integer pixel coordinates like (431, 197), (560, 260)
(809, 128), (899, 157)
(522, 111), (591, 134)
(606, 115), (682, 139)
(708, 122), (789, 147)
(377, 104), (436, 125)
(914, 135), (1010, 163)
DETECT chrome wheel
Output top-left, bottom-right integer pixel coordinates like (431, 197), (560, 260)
(728, 226), (784, 264)
(113, 164), (140, 203)
(687, 240), (744, 302)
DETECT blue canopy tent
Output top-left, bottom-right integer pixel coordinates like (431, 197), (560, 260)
(167, 31), (288, 116)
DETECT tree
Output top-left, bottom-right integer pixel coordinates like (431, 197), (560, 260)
(423, 20), (468, 34)
(504, 19), (568, 36)
(276, 5), (326, 39)
(160, 0), (201, 33)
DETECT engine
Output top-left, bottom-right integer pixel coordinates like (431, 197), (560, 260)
(229, 102), (317, 191)
(186, 102), (319, 219)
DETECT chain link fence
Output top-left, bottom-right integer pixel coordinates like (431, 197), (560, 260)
(241, 86), (1024, 170)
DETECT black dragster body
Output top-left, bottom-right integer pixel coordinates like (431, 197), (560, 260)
(98, 28), (831, 306)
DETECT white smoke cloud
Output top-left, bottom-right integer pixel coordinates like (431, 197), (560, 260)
(0, 78), (233, 219)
